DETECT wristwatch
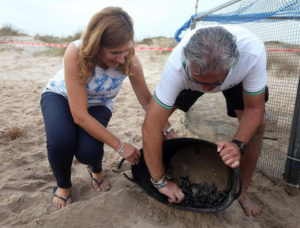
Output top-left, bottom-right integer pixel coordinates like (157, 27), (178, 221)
(232, 139), (247, 156)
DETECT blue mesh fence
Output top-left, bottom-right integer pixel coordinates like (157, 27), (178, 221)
(175, 0), (300, 42)
(178, 0), (300, 184)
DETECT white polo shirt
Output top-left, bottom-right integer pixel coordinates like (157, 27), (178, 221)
(154, 25), (267, 110)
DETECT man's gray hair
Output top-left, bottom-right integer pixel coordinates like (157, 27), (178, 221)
(183, 26), (239, 75)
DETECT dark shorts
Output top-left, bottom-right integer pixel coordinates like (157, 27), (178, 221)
(174, 83), (269, 117)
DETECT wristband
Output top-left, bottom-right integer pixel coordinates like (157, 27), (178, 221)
(150, 175), (171, 189)
(115, 139), (124, 154)
(163, 126), (173, 136)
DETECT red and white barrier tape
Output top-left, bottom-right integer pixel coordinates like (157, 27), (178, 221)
(0, 40), (68, 47)
(1, 40), (300, 52)
(0, 41), (171, 50)
(265, 49), (300, 52)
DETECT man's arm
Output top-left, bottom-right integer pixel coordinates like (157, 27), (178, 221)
(142, 98), (171, 179)
(234, 91), (265, 143)
(142, 98), (184, 203)
(217, 90), (265, 167)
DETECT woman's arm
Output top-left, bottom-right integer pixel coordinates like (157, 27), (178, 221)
(64, 44), (140, 164)
(129, 54), (152, 111)
(130, 54), (179, 138)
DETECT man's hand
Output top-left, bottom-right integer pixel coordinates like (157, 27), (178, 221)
(217, 141), (241, 168)
(158, 181), (185, 203)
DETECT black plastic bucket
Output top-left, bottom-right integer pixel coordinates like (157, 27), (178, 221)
(119, 138), (242, 213)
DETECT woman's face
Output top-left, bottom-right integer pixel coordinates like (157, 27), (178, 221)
(98, 40), (133, 69)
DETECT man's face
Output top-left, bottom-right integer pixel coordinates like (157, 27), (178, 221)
(189, 64), (227, 92)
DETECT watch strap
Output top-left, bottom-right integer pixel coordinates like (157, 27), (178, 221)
(232, 139), (247, 156)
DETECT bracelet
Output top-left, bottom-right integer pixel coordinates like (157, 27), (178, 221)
(115, 139), (124, 154)
(163, 126), (173, 136)
(150, 175), (171, 189)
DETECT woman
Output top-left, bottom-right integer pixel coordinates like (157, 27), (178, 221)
(40, 7), (159, 209)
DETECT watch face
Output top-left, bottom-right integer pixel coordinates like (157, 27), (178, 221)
(232, 140), (246, 155)
(240, 144), (246, 155)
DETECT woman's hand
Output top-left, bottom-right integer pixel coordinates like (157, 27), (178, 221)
(119, 142), (141, 165)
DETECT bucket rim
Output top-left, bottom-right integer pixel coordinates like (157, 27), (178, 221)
(120, 137), (242, 213)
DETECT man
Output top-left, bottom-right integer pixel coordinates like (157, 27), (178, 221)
(142, 25), (268, 218)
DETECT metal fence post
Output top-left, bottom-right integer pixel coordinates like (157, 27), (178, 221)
(284, 76), (300, 190)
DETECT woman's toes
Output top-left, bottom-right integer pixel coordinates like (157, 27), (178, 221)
(52, 187), (72, 209)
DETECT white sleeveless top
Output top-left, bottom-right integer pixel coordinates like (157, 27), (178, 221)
(43, 40), (126, 111)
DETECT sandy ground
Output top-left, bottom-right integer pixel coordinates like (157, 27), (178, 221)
(0, 36), (300, 228)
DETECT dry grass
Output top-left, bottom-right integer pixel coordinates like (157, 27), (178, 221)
(0, 46), (24, 53)
(0, 126), (26, 141)
(136, 36), (178, 48)
(33, 47), (67, 57)
(0, 24), (28, 36)
(0, 25), (83, 57)
(136, 36), (176, 57)
(34, 30), (82, 44)
(136, 38), (154, 46)
(33, 30), (82, 57)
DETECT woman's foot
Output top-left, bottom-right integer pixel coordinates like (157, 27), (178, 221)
(92, 172), (111, 191)
(87, 167), (111, 192)
(238, 193), (262, 218)
(53, 187), (72, 209)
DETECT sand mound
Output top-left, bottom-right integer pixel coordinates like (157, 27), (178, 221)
(0, 36), (299, 227)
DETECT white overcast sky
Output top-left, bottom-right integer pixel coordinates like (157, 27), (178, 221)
(0, 0), (235, 40)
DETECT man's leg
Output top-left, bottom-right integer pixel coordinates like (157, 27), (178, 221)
(235, 110), (264, 218)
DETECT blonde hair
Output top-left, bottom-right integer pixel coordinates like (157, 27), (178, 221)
(78, 7), (135, 82)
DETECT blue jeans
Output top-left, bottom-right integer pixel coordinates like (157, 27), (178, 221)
(40, 92), (112, 188)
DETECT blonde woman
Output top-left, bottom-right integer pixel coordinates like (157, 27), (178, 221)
(40, 7), (164, 208)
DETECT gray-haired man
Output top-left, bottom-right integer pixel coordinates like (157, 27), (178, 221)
(142, 25), (268, 218)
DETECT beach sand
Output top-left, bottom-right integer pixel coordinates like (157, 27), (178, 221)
(0, 36), (300, 228)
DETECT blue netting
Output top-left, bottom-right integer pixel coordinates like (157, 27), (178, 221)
(175, 0), (300, 42)
(179, 0), (300, 183)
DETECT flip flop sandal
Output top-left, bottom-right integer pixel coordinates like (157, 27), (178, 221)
(53, 187), (72, 206)
(87, 166), (111, 192)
